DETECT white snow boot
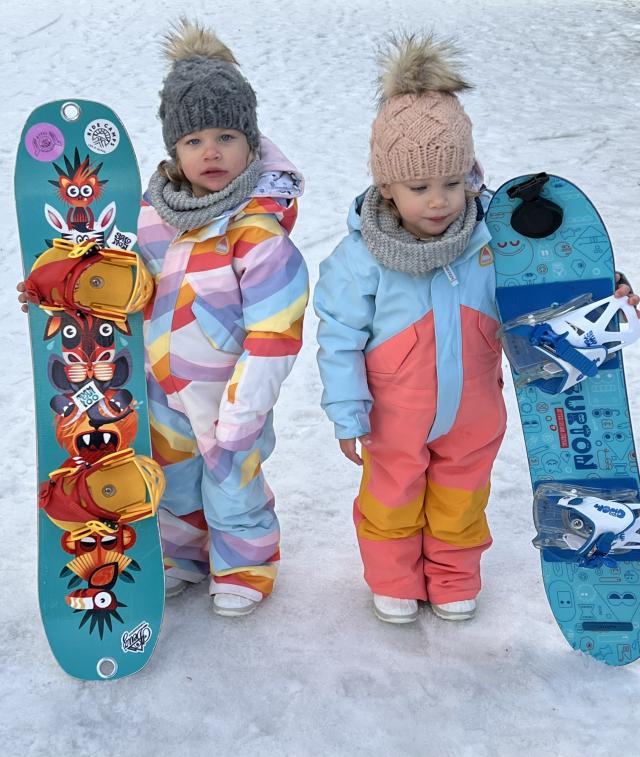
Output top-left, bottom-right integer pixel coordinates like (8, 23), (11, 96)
(165, 575), (188, 598)
(373, 594), (419, 624)
(213, 593), (258, 617)
(431, 598), (476, 621)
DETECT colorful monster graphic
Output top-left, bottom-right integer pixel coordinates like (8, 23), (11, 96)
(45, 312), (137, 463)
(48, 148), (108, 232)
(44, 312), (138, 463)
(64, 562), (128, 638)
(45, 311), (130, 385)
(61, 526), (139, 637)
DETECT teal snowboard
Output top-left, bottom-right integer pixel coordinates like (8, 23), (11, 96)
(15, 100), (165, 680)
(486, 173), (640, 666)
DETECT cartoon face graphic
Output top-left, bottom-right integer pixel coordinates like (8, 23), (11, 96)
(548, 581), (576, 621)
(541, 452), (562, 475)
(49, 147), (107, 210)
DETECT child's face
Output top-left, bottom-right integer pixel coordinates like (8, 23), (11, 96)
(175, 128), (252, 197)
(380, 175), (467, 239)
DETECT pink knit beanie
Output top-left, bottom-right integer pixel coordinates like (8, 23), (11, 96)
(370, 34), (475, 185)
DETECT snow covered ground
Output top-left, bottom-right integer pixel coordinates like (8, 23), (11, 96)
(2, 1), (640, 755)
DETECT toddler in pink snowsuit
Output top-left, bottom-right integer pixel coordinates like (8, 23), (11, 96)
(315, 34), (505, 624)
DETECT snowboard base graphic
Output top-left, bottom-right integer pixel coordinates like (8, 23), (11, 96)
(15, 100), (165, 680)
(486, 173), (640, 666)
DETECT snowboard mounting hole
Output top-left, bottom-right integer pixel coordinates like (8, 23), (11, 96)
(96, 657), (117, 679)
(102, 485), (116, 497)
(90, 276), (105, 288)
(571, 518), (584, 530)
(61, 102), (81, 122)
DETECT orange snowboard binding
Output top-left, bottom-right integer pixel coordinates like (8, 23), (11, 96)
(24, 238), (154, 323)
(39, 448), (165, 542)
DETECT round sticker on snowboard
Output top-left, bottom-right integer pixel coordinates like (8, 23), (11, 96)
(85, 119), (120, 154)
(24, 123), (65, 162)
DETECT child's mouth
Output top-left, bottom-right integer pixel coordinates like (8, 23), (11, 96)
(202, 169), (227, 177)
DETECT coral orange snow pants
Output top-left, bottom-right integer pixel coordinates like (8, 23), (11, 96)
(355, 310), (506, 603)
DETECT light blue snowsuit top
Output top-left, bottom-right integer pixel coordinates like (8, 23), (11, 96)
(314, 191), (498, 442)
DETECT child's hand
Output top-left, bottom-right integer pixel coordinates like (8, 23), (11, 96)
(614, 272), (639, 313)
(339, 435), (372, 466)
(16, 281), (28, 313)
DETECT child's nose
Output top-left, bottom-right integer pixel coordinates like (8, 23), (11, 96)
(204, 143), (221, 159)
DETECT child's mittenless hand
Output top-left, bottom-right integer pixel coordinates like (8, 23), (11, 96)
(614, 272), (640, 314)
(339, 435), (372, 466)
(16, 281), (28, 313)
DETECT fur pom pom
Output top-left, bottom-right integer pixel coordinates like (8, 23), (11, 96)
(162, 18), (238, 65)
(376, 33), (471, 103)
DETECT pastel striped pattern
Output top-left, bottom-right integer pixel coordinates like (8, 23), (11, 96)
(137, 194), (308, 598)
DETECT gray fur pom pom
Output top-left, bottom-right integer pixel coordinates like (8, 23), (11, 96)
(376, 32), (472, 103)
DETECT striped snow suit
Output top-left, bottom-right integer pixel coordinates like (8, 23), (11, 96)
(137, 146), (308, 601)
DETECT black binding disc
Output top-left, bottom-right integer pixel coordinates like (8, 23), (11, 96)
(507, 172), (563, 239)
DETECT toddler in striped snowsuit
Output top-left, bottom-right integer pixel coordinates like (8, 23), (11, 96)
(137, 20), (308, 616)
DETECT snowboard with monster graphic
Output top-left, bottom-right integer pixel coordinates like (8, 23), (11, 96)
(486, 173), (640, 666)
(15, 100), (165, 680)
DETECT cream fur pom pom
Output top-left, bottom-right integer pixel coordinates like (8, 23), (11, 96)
(377, 33), (471, 103)
(162, 18), (238, 65)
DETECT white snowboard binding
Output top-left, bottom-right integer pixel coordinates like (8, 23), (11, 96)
(533, 484), (640, 567)
(499, 294), (640, 395)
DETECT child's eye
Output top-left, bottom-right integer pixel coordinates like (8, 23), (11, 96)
(186, 138), (200, 146)
(447, 181), (461, 188)
(219, 134), (235, 142)
(410, 186), (427, 192)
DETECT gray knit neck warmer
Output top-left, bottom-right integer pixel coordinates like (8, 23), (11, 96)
(360, 186), (477, 276)
(148, 158), (263, 231)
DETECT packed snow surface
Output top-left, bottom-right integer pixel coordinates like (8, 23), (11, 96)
(1, 1), (640, 755)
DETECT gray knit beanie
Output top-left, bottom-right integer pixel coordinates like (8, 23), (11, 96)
(159, 19), (259, 156)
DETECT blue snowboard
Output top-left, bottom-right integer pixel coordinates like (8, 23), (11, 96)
(486, 173), (640, 666)
(15, 100), (165, 680)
